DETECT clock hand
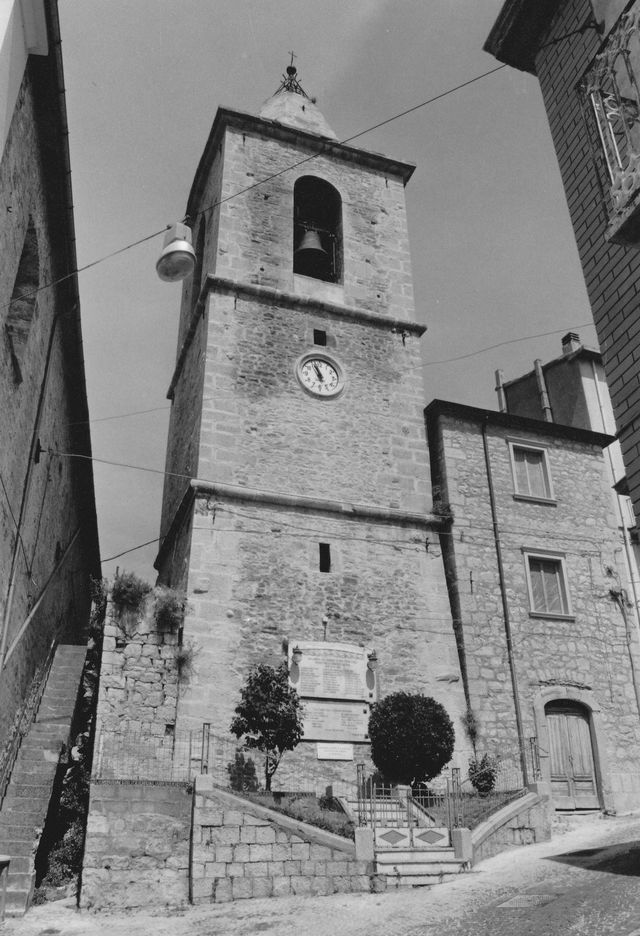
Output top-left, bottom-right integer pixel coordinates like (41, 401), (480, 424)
(313, 363), (324, 382)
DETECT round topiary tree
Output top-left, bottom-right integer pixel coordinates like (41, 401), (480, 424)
(368, 692), (455, 785)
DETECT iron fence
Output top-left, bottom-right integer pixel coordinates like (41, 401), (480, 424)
(355, 748), (531, 835)
(93, 723), (261, 785)
(454, 754), (528, 830)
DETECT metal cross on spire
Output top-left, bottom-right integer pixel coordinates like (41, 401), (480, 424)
(273, 53), (310, 98)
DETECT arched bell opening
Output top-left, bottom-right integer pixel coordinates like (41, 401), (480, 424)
(293, 176), (342, 284)
(544, 699), (600, 810)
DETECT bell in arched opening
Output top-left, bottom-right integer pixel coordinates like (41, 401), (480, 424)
(294, 228), (331, 280)
(293, 176), (342, 283)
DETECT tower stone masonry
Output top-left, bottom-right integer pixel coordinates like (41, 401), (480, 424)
(155, 71), (467, 787)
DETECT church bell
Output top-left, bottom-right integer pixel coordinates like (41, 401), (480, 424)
(294, 229), (330, 279)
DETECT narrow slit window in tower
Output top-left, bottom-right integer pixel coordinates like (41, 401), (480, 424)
(319, 542), (331, 572)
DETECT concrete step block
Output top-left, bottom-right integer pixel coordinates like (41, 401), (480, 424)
(377, 861), (464, 876)
(375, 849), (458, 864)
(6, 870), (33, 890)
(3, 889), (30, 916)
(381, 870), (464, 887)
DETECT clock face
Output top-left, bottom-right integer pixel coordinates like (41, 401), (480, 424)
(297, 355), (343, 397)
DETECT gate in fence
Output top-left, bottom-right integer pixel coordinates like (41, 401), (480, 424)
(356, 751), (530, 839)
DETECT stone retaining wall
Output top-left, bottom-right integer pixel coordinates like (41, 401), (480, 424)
(191, 778), (384, 902)
(80, 781), (191, 910)
(471, 791), (552, 865)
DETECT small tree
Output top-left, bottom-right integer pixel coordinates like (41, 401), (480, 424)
(230, 662), (304, 791)
(368, 692), (455, 786)
(468, 753), (498, 796)
(227, 752), (259, 793)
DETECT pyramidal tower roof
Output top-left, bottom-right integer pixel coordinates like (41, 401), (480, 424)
(259, 62), (337, 140)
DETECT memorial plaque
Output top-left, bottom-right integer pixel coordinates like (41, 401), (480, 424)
(302, 700), (370, 742)
(289, 641), (369, 701)
(316, 743), (354, 761)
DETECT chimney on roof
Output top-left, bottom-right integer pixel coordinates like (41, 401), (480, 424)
(561, 332), (581, 355)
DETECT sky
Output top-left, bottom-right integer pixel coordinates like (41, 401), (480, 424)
(56, 0), (598, 582)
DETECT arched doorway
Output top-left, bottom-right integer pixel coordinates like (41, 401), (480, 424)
(545, 701), (599, 809)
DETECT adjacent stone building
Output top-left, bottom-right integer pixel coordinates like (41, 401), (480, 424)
(0, 0), (99, 750)
(426, 399), (640, 812)
(484, 0), (640, 563)
(498, 331), (640, 615)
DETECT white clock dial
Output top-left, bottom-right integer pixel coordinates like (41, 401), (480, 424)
(297, 355), (343, 397)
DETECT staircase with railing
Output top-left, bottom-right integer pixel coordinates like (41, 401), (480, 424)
(346, 766), (468, 887)
(0, 643), (87, 916)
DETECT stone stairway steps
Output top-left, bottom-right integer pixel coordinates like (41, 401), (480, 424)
(343, 797), (423, 828)
(343, 792), (465, 889)
(0, 643), (86, 916)
(376, 847), (466, 887)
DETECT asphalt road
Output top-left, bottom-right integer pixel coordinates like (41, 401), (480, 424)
(3, 812), (640, 936)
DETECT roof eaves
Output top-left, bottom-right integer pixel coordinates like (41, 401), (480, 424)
(483, 0), (560, 74)
(424, 398), (614, 449)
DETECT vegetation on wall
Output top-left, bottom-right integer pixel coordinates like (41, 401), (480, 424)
(173, 639), (197, 683)
(461, 707), (479, 756)
(111, 570), (151, 615)
(368, 692), (455, 786)
(230, 662), (304, 792)
(110, 570), (151, 640)
(153, 586), (187, 631)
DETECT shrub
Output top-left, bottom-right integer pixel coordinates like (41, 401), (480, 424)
(461, 708), (479, 753)
(368, 692), (455, 786)
(174, 640), (197, 682)
(153, 587), (187, 631)
(227, 752), (259, 793)
(468, 754), (498, 796)
(230, 662), (304, 791)
(111, 571), (151, 627)
(244, 793), (354, 840)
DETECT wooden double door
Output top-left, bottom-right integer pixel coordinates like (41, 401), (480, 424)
(546, 702), (599, 809)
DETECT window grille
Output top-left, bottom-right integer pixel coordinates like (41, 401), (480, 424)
(580, 6), (640, 242)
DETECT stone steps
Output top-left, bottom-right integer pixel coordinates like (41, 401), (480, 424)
(376, 847), (466, 887)
(0, 643), (86, 917)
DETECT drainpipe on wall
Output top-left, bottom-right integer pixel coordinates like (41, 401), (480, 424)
(481, 419), (529, 785)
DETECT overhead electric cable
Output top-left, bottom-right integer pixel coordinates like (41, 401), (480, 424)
(77, 317), (596, 428)
(54, 450), (623, 558)
(101, 537), (161, 563)
(419, 321), (596, 367)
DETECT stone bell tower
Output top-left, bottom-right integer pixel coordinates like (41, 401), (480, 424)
(156, 65), (466, 785)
